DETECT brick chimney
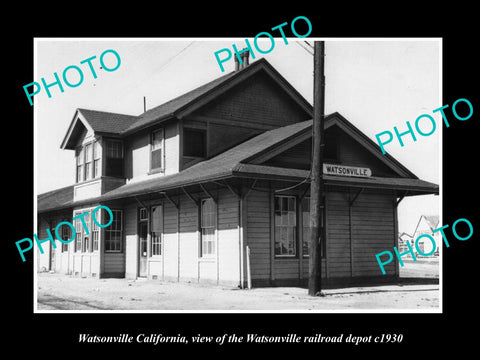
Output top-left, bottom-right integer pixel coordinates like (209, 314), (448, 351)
(234, 48), (250, 71)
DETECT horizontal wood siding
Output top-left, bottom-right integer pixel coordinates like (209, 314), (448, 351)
(163, 201), (179, 280)
(124, 130), (149, 181)
(104, 253), (125, 274)
(351, 191), (396, 277)
(37, 211), (72, 275)
(246, 190), (271, 280)
(124, 203), (137, 279)
(217, 190), (240, 284)
(208, 123), (262, 158)
(326, 191), (351, 278)
(178, 195), (199, 280)
(164, 122), (180, 175)
(125, 121), (179, 182)
(274, 258), (299, 279)
(337, 131), (399, 178)
(36, 217), (51, 272)
(264, 138), (311, 170)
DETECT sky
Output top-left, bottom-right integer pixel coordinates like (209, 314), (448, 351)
(34, 38), (441, 235)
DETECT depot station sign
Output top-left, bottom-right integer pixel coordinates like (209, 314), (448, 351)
(323, 164), (372, 178)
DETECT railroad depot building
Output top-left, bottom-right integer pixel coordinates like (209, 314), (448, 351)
(37, 57), (438, 288)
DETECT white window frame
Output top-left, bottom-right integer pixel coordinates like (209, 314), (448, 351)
(104, 209), (123, 253)
(150, 128), (165, 172)
(200, 198), (216, 258)
(150, 205), (162, 257)
(301, 197), (310, 258)
(274, 195), (297, 257)
(76, 140), (99, 183)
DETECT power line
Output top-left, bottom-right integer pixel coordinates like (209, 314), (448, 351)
(296, 41), (313, 55)
(154, 41), (196, 74)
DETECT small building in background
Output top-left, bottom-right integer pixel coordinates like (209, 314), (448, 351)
(412, 215), (440, 257)
(397, 232), (413, 254)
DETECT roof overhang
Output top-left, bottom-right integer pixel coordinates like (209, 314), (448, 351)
(60, 109), (95, 150)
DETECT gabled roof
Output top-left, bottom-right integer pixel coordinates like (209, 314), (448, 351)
(60, 109), (137, 149)
(60, 58), (313, 149)
(424, 215), (440, 229)
(120, 58), (312, 135)
(77, 109), (137, 134)
(412, 214), (440, 237)
(244, 112), (418, 179)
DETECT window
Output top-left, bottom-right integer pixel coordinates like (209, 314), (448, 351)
(184, 128), (206, 157)
(274, 196), (297, 257)
(91, 209), (100, 251)
(151, 129), (164, 171)
(60, 222), (70, 252)
(151, 206), (162, 256)
(93, 141), (101, 178)
(302, 197), (310, 257)
(139, 207), (148, 221)
(105, 140), (123, 177)
(76, 141), (100, 182)
(76, 147), (84, 183)
(81, 212), (91, 252)
(200, 199), (216, 257)
(105, 210), (122, 252)
(74, 211), (82, 252)
(84, 143), (93, 180)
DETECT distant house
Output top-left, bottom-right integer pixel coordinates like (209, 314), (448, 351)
(412, 215), (440, 257)
(397, 232), (413, 254)
(37, 56), (439, 287)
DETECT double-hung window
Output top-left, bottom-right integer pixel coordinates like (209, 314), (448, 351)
(274, 196), (297, 257)
(151, 205), (162, 256)
(82, 212), (90, 252)
(76, 147), (84, 183)
(93, 141), (101, 178)
(105, 210), (122, 252)
(84, 143), (93, 180)
(200, 199), (216, 257)
(60, 222), (70, 252)
(91, 209), (100, 251)
(76, 141), (100, 182)
(105, 140), (123, 177)
(302, 197), (310, 257)
(74, 211), (83, 252)
(151, 129), (164, 171)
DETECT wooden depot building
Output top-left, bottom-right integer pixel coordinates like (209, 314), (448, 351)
(37, 57), (438, 288)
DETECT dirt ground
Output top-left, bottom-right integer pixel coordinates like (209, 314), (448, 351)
(36, 258), (439, 312)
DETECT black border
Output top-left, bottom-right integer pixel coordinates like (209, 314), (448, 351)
(7, 6), (479, 355)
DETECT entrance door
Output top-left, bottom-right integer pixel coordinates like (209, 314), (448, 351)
(139, 222), (148, 277)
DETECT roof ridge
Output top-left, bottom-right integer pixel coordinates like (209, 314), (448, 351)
(78, 108), (137, 117)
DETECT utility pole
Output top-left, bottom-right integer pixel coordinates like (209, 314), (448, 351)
(308, 41), (326, 297)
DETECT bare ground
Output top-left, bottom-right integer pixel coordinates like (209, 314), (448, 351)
(37, 259), (439, 311)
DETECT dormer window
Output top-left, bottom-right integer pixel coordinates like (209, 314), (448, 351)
(105, 140), (123, 177)
(76, 140), (100, 183)
(150, 129), (164, 172)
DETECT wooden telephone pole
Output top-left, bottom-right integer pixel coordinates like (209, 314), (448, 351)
(308, 41), (326, 296)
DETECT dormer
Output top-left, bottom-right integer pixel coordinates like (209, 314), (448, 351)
(60, 109), (136, 201)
